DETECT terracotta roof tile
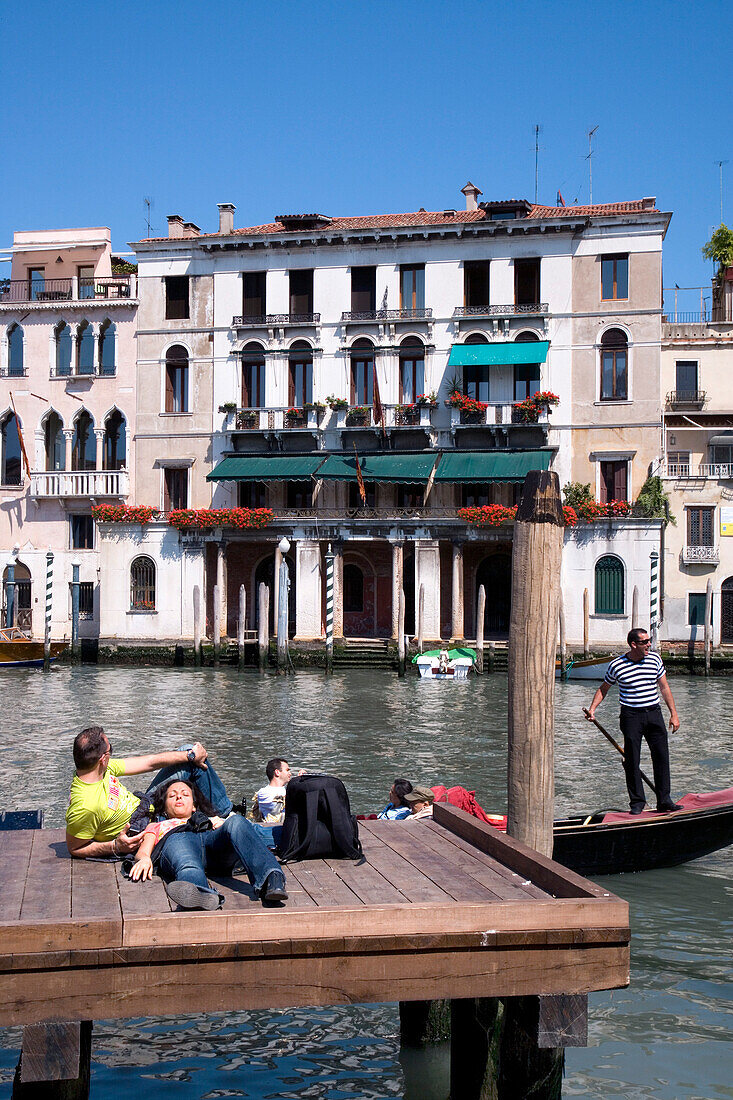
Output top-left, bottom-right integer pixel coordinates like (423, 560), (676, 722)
(528, 200), (656, 218)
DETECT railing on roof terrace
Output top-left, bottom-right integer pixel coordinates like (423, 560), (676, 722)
(78, 277), (133, 299)
(453, 303), (549, 317)
(0, 276), (133, 304)
(340, 308), (433, 322)
(232, 313), (320, 327)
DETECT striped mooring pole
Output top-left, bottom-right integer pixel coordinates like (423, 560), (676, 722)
(649, 550), (659, 646)
(325, 542), (334, 675)
(43, 551), (54, 671)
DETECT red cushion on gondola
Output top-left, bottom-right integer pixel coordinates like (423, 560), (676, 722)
(601, 787), (733, 823)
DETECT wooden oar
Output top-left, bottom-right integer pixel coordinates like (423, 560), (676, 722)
(582, 708), (658, 795)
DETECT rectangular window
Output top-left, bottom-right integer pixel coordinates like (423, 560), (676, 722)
(238, 481), (267, 508)
(348, 481), (376, 509)
(288, 358), (313, 406)
(241, 360), (264, 407)
(165, 276), (190, 320)
(399, 353), (425, 403)
(78, 265), (95, 300)
(667, 451), (690, 475)
(400, 265), (425, 310)
(28, 268), (45, 300)
(599, 461), (628, 503)
(689, 593), (713, 626)
(163, 467), (188, 511)
(286, 481), (313, 508)
(165, 362), (188, 413)
(79, 581), (94, 619)
(600, 347), (628, 400)
(350, 357), (373, 405)
(711, 445), (733, 467)
(514, 363), (541, 401)
(243, 272), (266, 318)
(70, 514), (94, 550)
(289, 269), (313, 315)
(514, 259), (540, 306)
(464, 261), (490, 309)
(397, 484), (423, 508)
(675, 360), (698, 397)
(351, 266), (376, 313)
(687, 507), (714, 547)
(464, 365), (490, 402)
(601, 255), (629, 300)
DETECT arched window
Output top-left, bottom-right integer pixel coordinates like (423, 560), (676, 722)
(7, 324), (24, 377)
(55, 323), (72, 377)
(595, 556), (624, 615)
(99, 320), (116, 376)
(399, 336), (425, 403)
(103, 410), (126, 470)
(514, 330), (541, 400)
(45, 412), (65, 471)
(463, 333), (490, 401)
(165, 345), (188, 413)
(600, 329), (628, 401)
(3, 561), (31, 630)
(77, 322), (94, 376)
(343, 563), (364, 613)
(72, 411), (96, 471)
(130, 556), (156, 611)
(1, 412), (22, 485)
(350, 339), (373, 405)
(288, 340), (313, 407)
(241, 341), (265, 408)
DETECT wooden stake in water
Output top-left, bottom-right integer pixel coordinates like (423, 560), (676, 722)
(238, 585), (246, 670)
(398, 589), (406, 678)
(417, 584), (425, 654)
(258, 582), (269, 672)
(583, 587), (590, 658)
(705, 578), (712, 676)
(213, 584), (220, 665)
(43, 551), (53, 671)
(475, 584), (486, 674)
(558, 592), (567, 681)
(193, 585), (201, 667)
(277, 539), (290, 674)
(325, 543), (334, 675)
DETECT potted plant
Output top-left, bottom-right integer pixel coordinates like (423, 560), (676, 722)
(218, 401), (237, 426)
(326, 395), (348, 410)
(236, 409), (258, 429)
(304, 400), (326, 427)
(396, 402), (420, 425)
(285, 406), (306, 427)
(446, 390), (488, 424)
(347, 405), (370, 426)
(415, 392), (438, 407)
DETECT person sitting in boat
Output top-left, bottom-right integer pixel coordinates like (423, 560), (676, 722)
(128, 779), (288, 909)
(65, 726), (235, 860)
(377, 778), (413, 820)
(404, 785), (435, 821)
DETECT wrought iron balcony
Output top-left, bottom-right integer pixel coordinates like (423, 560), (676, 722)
(232, 313), (320, 327)
(453, 303), (549, 318)
(682, 545), (719, 564)
(0, 276), (133, 305)
(666, 390), (706, 409)
(29, 469), (129, 498)
(340, 308), (433, 322)
(661, 462), (733, 480)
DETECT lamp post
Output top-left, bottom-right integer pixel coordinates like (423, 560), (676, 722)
(277, 537), (291, 674)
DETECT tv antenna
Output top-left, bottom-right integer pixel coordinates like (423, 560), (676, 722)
(534, 124), (543, 203)
(586, 126), (598, 204)
(143, 197), (154, 238)
(715, 160), (728, 224)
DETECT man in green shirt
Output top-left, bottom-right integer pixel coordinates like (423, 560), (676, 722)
(65, 726), (230, 859)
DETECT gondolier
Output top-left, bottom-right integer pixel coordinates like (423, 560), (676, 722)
(586, 627), (682, 815)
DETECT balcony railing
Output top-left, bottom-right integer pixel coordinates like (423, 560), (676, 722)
(0, 276), (134, 305)
(225, 404), (436, 431)
(340, 308), (433, 322)
(666, 390), (706, 409)
(682, 545), (719, 564)
(661, 463), (733, 480)
(453, 303), (549, 317)
(450, 404), (549, 427)
(51, 365), (117, 379)
(232, 313), (320, 327)
(29, 469), (129, 498)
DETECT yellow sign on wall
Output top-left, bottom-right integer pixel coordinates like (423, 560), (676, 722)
(720, 507), (733, 536)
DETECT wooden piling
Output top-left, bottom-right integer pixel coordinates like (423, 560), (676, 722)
(488, 641), (495, 673)
(398, 589), (406, 677)
(258, 583), (269, 671)
(583, 587), (590, 658)
(13, 1020), (92, 1100)
(704, 578), (712, 676)
(213, 584), (220, 665)
(558, 593), (567, 681)
(237, 585), (246, 670)
(193, 585), (202, 666)
(417, 583), (425, 653)
(475, 584), (485, 674)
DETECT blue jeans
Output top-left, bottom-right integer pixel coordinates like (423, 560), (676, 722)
(145, 746), (233, 817)
(157, 815), (282, 897)
(251, 822), (283, 849)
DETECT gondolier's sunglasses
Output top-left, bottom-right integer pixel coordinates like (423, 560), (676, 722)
(634, 639), (651, 647)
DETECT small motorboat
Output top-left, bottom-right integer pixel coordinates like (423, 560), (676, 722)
(0, 627), (66, 668)
(414, 647), (476, 680)
(556, 655), (611, 680)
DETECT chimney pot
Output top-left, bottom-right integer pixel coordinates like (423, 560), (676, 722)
(218, 203), (236, 234)
(641, 196), (656, 210)
(167, 215), (184, 239)
(461, 181), (483, 212)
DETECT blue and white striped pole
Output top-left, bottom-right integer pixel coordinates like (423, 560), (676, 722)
(44, 551), (54, 670)
(649, 550), (659, 647)
(325, 542), (334, 675)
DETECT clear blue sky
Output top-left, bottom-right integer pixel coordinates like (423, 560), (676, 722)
(2, 0), (730, 307)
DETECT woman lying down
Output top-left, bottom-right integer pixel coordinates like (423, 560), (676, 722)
(129, 779), (288, 910)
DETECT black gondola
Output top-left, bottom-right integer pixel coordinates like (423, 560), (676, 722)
(551, 789), (733, 876)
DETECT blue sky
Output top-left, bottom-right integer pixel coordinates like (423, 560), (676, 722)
(2, 0), (730, 308)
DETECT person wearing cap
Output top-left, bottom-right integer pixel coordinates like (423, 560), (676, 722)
(404, 785), (435, 821)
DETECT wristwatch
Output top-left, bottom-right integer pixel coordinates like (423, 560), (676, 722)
(187, 749), (196, 764)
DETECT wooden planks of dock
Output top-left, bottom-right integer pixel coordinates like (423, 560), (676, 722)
(0, 804), (629, 1027)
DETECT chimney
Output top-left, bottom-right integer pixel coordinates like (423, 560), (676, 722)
(167, 215), (184, 239)
(641, 196), (656, 210)
(182, 222), (201, 238)
(461, 181), (483, 212)
(218, 203), (236, 234)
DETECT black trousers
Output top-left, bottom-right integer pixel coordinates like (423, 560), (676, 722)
(619, 704), (671, 809)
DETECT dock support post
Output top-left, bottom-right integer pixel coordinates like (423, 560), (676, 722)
(277, 537), (290, 674)
(398, 589), (406, 677)
(43, 551), (53, 671)
(582, 587), (589, 658)
(417, 583), (424, 653)
(325, 542), (334, 675)
(450, 998), (502, 1100)
(704, 577), (712, 675)
(237, 585), (246, 670)
(475, 584), (485, 674)
(193, 585), (202, 666)
(399, 1000), (451, 1100)
(558, 593), (567, 681)
(258, 582), (269, 671)
(13, 1020), (92, 1100)
(213, 584), (220, 665)
(70, 561), (80, 664)
(632, 584), (639, 630)
(487, 641), (495, 674)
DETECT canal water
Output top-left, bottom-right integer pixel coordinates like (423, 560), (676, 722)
(0, 666), (731, 1099)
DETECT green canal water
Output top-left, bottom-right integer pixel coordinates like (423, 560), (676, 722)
(0, 666), (731, 1099)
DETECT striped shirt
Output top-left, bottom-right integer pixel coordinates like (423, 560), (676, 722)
(604, 652), (665, 708)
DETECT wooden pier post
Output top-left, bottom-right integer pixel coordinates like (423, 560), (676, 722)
(488, 641), (495, 674)
(632, 584), (639, 630)
(475, 584), (485, 674)
(277, 538), (290, 674)
(237, 585), (246, 670)
(704, 577), (712, 676)
(258, 582), (269, 672)
(558, 593), (567, 681)
(417, 583), (425, 653)
(193, 585), (202, 666)
(13, 1020), (92, 1100)
(212, 584), (220, 665)
(398, 589), (406, 677)
(583, 587), (590, 658)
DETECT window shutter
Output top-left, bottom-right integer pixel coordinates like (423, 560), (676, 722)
(595, 556), (624, 614)
(614, 462), (627, 501)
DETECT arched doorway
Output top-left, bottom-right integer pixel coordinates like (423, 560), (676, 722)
(476, 553), (512, 636)
(3, 561), (32, 630)
(721, 578), (733, 643)
(254, 554), (296, 636)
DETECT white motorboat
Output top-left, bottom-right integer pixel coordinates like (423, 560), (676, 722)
(414, 647), (476, 680)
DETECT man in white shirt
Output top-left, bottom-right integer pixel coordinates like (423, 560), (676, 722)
(254, 758), (297, 824)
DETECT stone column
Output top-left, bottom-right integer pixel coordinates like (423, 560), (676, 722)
(63, 429), (74, 472)
(216, 541), (227, 637)
(70, 327), (79, 374)
(451, 541), (464, 640)
(333, 541), (344, 639)
(415, 540), (441, 641)
(391, 540), (404, 640)
(34, 429), (44, 472)
(273, 542), (282, 626)
(92, 323), (101, 375)
(94, 428), (105, 472)
(295, 539), (321, 640)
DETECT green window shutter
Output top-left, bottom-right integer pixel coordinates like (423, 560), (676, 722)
(595, 556), (624, 614)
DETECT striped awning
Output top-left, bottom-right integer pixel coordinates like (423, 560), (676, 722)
(433, 450), (553, 483)
(207, 456), (325, 481)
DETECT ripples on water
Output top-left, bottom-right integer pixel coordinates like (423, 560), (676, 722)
(0, 667), (731, 1098)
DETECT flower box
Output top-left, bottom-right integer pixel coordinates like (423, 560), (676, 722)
(346, 406), (371, 427)
(236, 411), (258, 430)
(396, 404), (421, 426)
(285, 408), (306, 428)
(91, 505), (156, 524)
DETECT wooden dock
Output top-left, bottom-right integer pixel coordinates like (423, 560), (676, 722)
(0, 804), (629, 1029)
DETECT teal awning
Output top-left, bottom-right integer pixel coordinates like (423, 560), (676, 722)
(433, 450), (552, 483)
(448, 341), (549, 367)
(207, 456), (326, 481)
(317, 453), (439, 483)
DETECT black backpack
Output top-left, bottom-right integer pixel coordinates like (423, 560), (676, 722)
(278, 774), (363, 861)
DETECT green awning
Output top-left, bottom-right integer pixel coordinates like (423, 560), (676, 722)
(317, 453), (439, 483)
(207, 456), (326, 481)
(448, 341), (549, 367)
(434, 450), (552, 483)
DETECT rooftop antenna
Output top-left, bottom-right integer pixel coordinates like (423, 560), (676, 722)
(586, 126), (598, 204)
(534, 124), (543, 203)
(143, 197), (154, 238)
(715, 160), (728, 224)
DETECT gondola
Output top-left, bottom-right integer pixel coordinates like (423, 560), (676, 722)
(551, 787), (733, 876)
(0, 628), (66, 668)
